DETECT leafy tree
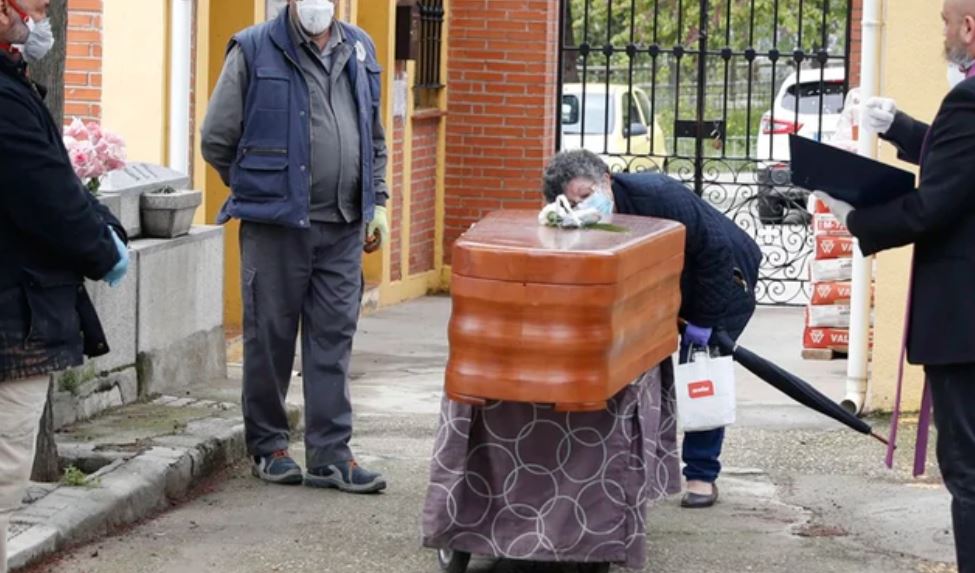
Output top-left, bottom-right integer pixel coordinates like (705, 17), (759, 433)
(29, 0), (67, 483)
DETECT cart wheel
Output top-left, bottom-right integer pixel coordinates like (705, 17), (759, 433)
(437, 548), (471, 573)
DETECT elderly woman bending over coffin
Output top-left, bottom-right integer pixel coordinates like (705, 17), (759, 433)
(543, 149), (761, 508)
(418, 152), (718, 572)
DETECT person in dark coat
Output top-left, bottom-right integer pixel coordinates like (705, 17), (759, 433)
(541, 149), (762, 508)
(816, 3), (975, 568)
(0, 2), (128, 568)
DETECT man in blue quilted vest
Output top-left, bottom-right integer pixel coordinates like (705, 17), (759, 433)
(201, 0), (389, 493)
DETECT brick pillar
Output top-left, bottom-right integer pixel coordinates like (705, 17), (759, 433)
(65, 0), (103, 122)
(443, 0), (560, 263)
(409, 116), (440, 275)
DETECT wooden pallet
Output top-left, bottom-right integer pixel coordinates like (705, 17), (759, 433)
(802, 348), (848, 361)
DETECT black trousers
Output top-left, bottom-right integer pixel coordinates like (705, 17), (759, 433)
(926, 364), (975, 573)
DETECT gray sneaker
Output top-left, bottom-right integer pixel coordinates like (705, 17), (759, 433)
(251, 450), (303, 485)
(304, 460), (387, 494)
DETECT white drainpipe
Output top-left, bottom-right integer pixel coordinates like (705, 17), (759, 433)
(843, 0), (884, 415)
(168, 0), (193, 177)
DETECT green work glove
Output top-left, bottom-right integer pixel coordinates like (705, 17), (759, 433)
(365, 205), (390, 252)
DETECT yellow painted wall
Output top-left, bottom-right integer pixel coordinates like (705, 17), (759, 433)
(866, 3), (945, 412)
(101, 0), (168, 164)
(197, 0), (264, 330)
(356, 0), (395, 291)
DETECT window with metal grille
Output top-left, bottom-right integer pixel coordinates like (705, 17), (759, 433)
(416, 0), (445, 93)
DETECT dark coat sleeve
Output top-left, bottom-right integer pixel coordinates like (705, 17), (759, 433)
(848, 88), (975, 256)
(629, 182), (742, 328)
(0, 92), (121, 280)
(881, 111), (931, 166)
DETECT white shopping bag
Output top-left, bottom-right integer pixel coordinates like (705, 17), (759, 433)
(675, 349), (737, 432)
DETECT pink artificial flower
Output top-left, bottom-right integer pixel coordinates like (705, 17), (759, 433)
(102, 154), (126, 173)
(100, 131), (125, 148)
(67, 140), (102, 180)
(62, 118), (128, 181)
(85, 121), (103, 142)
(91, 139), (113, 174)
(98, 131), (127, 172)
(65, 117), (90, 141)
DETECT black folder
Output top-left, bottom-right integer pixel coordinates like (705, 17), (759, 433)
(789, 134), (916, 208)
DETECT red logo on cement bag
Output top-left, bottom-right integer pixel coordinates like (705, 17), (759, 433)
(815, 235), (854, 260)
(812, 282), (853, 305)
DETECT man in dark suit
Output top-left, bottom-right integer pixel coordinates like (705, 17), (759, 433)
(816, 2), (975, 569)
(0, 1), (128, 568)
(542, 149), (762, 509)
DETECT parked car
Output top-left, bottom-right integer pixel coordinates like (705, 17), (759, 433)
(560, 83), (668, 173)
(755, 67), (847, 224)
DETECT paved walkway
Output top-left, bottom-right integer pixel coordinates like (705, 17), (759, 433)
(26, 298), (957, 573)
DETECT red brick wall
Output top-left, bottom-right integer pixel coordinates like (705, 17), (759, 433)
(443, 0), (560, 263)
(849, 0), (863, 88)
(409, 115), (440, 275)
(65, 0), (102, 122)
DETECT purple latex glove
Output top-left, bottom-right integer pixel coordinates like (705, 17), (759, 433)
(683, 323), (713, 347)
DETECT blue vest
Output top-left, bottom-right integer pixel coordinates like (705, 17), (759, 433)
(217, 11), (383, 229)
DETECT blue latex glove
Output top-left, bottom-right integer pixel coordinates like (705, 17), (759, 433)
(102, 228), (129, 287)
(683, 322), (713, 348)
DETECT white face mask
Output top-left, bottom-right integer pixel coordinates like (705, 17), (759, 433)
(22, 18), (54, 64)
(578, 185), (615, 220)
(296, 0), (334, 36)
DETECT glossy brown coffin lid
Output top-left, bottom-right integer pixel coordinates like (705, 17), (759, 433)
(446, 211), (686, 411)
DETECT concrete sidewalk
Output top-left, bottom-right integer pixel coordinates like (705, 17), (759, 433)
(7, 397), (247, 571)
(6, 393), (302, 571)
(26, 297), (957, 573)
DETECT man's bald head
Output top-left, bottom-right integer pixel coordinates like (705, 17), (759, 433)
(944, 0), (975, 66)
(946, 0), (975, 14)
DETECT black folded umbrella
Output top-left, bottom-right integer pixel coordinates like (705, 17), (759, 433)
(711, 330), (889, 447)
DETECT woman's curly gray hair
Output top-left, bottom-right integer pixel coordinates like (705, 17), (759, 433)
(541, 150), (610, 203)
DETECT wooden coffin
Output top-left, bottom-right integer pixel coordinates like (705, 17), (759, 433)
(446, 210), (686, 412)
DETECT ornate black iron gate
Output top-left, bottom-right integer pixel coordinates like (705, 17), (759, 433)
(557, 0), (854, 305)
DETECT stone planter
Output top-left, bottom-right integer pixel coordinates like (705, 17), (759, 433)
(140, 189), (202, 239)
(101, 163), (192, 238)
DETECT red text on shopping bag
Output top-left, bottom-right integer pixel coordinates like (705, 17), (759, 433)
(687, 380), (716, 399)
